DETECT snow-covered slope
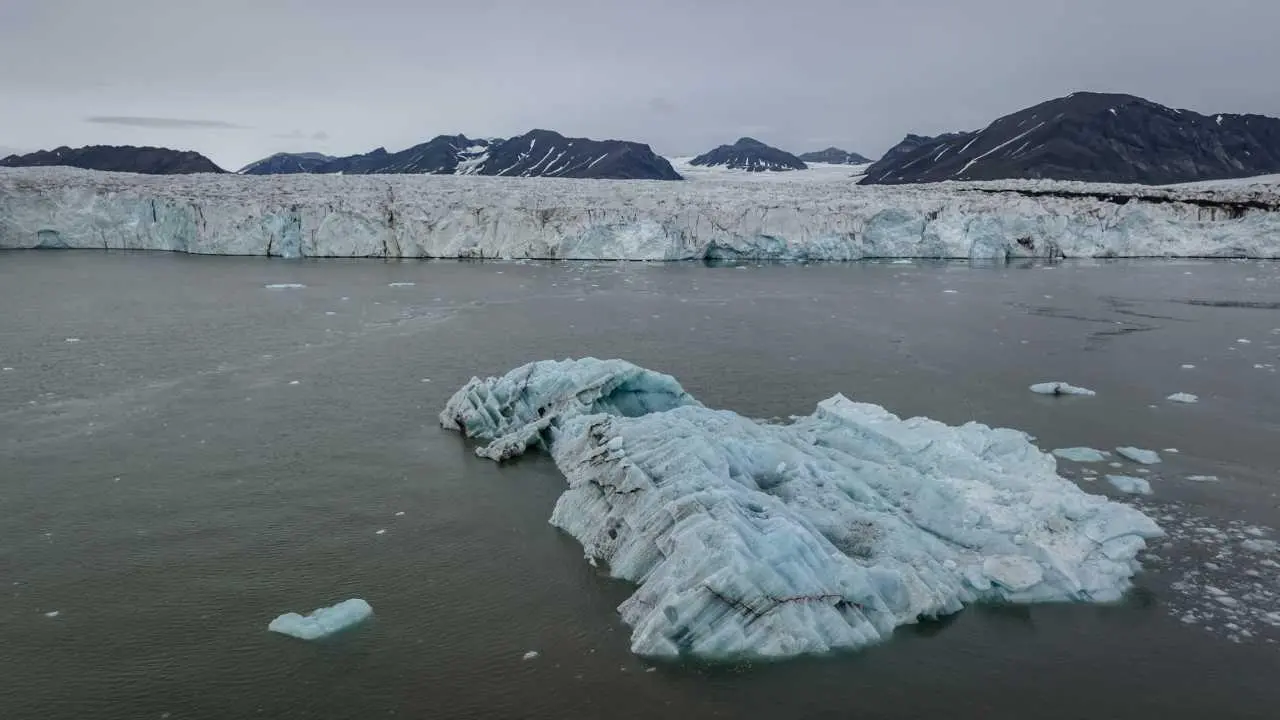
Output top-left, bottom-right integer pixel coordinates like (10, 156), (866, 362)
(440, 359), (1161, 659)
(2, 167), (1278, 259)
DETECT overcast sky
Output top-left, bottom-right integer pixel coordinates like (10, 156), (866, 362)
(3, 0), (1279, 170)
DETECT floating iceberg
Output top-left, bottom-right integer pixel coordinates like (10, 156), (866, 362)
(268, 598), (373, 640)
(1030, 382), (1096, 396)
(442, 359), (1161, 659)
(1166, 393), (1199, 404)
(1116, 447), (1162, 465)
(1052, 447), (1109, 463)
(1106, 475), (1153, 495)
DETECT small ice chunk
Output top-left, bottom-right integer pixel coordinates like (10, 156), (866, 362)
(1166, 393), (1199, 404)
(522, 651), (540, 661)
(1164, 448), (1179, 453)
(395, 511), (405, 517)
(268, 598), (373, 640)
(44, 611), (60, 618)
(1116, 447), (1161, 465)
(1052, 447), (1109, 463)
(1236, 338), (1251, 344)
(375, 529), (387, 535)
(943, 289), (958, 294)
(1029, 382), (1096, 396)
(265, 283), (306, 289)
(2, 367), (12, 371)
(1106, 475), (1152, 495)
(1242, 539), (1278, 554)
(1186, 475), (1219, 483)
(289, 380), (300, 386)
(388, 282), (416, 287)
(1180, 364), (1196, 370)
(65, 338), (81, 343)
(325, 311), (337, 316)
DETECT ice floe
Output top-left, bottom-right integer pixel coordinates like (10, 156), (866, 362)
(1116, 447), (1162, 465)
(442, 359), (1161, 659)
(268, 598), (373, 640)
(1052, 447), (1110, 463)
(1030, 382), (1096, 396)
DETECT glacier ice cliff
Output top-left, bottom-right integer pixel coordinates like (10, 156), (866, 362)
(2, 167), (1279, 260)
(441, 359), (1163, 659)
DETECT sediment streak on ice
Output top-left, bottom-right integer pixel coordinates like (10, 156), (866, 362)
(441, 358), (1162, 659)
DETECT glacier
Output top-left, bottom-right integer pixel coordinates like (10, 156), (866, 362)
(2, 167), (1279, 260)
(440, 359), (1162, 659)
(267, 598), (373, 640)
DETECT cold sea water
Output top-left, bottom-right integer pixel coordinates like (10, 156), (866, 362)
(1, 252), (1278, 719)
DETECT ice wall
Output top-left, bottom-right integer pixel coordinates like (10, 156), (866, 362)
(3, 167), (1278, 260)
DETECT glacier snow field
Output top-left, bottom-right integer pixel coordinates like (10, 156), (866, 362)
(1, 252), (1279, 719)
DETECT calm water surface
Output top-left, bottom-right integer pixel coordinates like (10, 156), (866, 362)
(1, 252), (1278, 719)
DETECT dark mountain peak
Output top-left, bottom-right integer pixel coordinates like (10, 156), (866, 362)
(249, 130), (679, 180)
(797, 147), (873, 165)
(239, 151), (337, 175)
(860, 91), (1280, 185)
(0, 144), (225, 174)
(690, 138), (807, 172)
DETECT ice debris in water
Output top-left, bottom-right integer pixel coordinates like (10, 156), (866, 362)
(1106, 475), (1153, 495)
(1186, 475), (1220, 483)
(264, 283), (306, 289)
(522, 651), (540, 661)
(1153, 503), (1280, 643)
(1180, 364), (1196, 370)
(1116, 447), (1161, 465)
(1167, 393), (1199, 404)
(1052, 447), (1109, 463)
(1029, 382), (1096, 396)
(441, 358), (1162, 659)
(268, 598), (373, 640)
(388, 282), (416, 287)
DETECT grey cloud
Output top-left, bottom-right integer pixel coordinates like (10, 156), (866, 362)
(2, 0), (1277, 169)
(647, 98), (676, 115)
(86, 116), (248, 129)
(273, 130), (331, 141)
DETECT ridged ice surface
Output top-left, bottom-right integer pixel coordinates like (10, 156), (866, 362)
(441, 359), (1163, 659)
(2, 167), (1278, 259)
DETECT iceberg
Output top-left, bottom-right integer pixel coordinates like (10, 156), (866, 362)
(1030, 382), (1096, 396)
(1106, 475), (1153, 495)
(1052, 447), (1109, 463)
(1116, 447), (1162, 465)
(268, 598), (373, 640)
(442, 359), (1162, 659)
(4, 167), (1280, 260)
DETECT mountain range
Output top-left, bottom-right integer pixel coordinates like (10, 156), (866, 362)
(6, 92), (1280, 185)
(859, 92), (1280, 185)
(1, 145), (225, 174)
(241, 130), (682, 180)
(796, 147), (872, 165)
(689, 137), (808, 172)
